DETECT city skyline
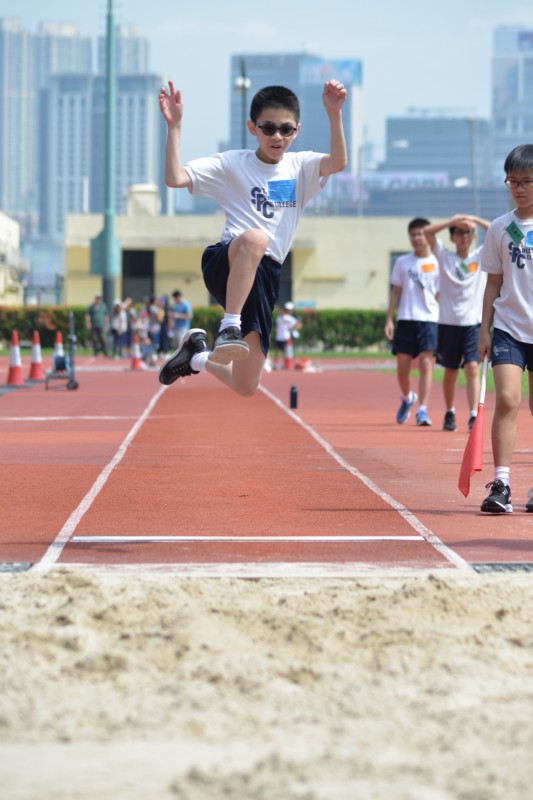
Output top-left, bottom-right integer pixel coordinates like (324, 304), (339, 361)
(10, 0), (533, 166)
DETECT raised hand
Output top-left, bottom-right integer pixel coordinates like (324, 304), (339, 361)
(159, 81), (183, 128)
(322, 80), (347, 114)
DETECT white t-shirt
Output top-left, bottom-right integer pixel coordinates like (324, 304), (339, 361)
(390, 251), (440, 322)
(433, 239), (487, 326)
(480, 209), (533, 343)
(185, 149), (327, 264)
(275, 312), (299, 342)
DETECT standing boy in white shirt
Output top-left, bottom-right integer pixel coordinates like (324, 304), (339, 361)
(385, 218), (440, 427)
(478, 144), (533, 513)
(424, 214), (489, 432)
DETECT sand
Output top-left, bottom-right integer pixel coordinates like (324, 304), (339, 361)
(1, 568), (533, 799)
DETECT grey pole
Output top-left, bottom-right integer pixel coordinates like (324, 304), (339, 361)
(102, 0), (116, 312)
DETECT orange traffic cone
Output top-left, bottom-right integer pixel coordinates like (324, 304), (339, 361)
(130, 333), (142, 370)
(284, 336), (294, 369)
(7, 330), (24, 385)
(52, 331), (68, 372)
(28, 330), (45, 380)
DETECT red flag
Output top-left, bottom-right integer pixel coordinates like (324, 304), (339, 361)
(458, 356), (488, 497)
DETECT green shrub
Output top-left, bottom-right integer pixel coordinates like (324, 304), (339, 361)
(0, 305), (388, 352)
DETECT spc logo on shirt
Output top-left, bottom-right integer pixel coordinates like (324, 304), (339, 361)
(250, 180), (297, 219)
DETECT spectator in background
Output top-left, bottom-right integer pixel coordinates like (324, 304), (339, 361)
(85, 293), (110, 357)
(110, 299), (128, 358)
(170, 289), (193, 349)
(273, 301), (302, 369)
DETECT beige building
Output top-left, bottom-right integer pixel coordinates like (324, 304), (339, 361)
(0, 211), (29, 305)
(65, 184), (412, 310)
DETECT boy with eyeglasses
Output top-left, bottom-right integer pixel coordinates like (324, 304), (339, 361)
(478, 144), (533, 513)
(158, 80), (347, 395)
(423, 213), (490, 432)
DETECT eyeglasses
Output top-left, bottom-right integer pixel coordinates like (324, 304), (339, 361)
(504, 178), (533, 189)
(257, 122), (298, 137)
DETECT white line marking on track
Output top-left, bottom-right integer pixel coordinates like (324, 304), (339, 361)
(33, 386), (167, 572)
(0, 416), (139, 422)
(57, 562), (460, 577)
(259, 385), (473, 572)
(72, 535), (424, 543)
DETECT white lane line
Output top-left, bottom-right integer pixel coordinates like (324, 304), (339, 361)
(259, 385), (473, 572)
(72, 535), (424, 543)
(57, 562), (459, 577)
(32, 386), (167, 572)
(1, 416), (139, 422)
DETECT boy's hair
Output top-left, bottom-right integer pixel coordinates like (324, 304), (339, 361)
(504, 144), (533, 174)
(408, 217), (430, 233)
(250, 86), (300, 124)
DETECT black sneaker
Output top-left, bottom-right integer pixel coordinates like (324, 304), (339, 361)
(468, 414), (477, 433)
(526, 488), (533, 513)
(481, 480), (513, 513)
(209, 326), (250, 365)
(443, 410), (457, 431)
(158, 328), (208, 385)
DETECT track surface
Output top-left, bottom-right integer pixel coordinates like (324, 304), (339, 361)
(1, 354), (532, 574)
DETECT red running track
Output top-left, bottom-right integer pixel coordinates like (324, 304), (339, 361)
(1, 356), (532, 574)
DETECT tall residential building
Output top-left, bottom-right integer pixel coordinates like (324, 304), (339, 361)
(229, 53), (361, 167)
(0, 19), (36, 228)
(35, 21), (92, 88)
(0, 18), (92, 234)
(492, 26), (533, 178)
(40, 74), (92, 239)
(97, 25), (149, 74)
(90, 74), (166, 217)
(40, 73), (166, 239)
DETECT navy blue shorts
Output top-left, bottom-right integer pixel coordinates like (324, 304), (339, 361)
(392, 320), (438, 357)
(201, 242), (282, 356)
(437, 323), (480, 369)
(491, 328), (533, 372)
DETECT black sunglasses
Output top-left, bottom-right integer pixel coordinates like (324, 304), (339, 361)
(257, 122), (298, 137)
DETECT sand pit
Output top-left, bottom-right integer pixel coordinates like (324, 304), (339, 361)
(1, 568), (533, 799)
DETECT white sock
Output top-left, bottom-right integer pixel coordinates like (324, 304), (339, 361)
(219, 313), (241, 332)
(190, 351), (209, 372)
(470, 410), (477, 418)
(418, 404), (427, 413)
(494, 466), (510, 486)
(447, 407), (456, 413)
(402, 390), (416, 403)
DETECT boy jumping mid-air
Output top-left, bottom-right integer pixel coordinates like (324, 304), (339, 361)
(158, 79), (347, 396)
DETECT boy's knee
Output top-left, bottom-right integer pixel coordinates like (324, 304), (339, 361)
(239, 228), (269, 256)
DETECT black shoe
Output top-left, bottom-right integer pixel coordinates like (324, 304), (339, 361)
(526, 489), (533, 513)
(158, 329), (208, 385)
(209, 326), (250, 365)
(443, 410), (457, 431)
(468, 414), (477, 433)
(481, 480), (513, 513)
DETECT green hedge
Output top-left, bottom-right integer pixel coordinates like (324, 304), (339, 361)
(0, 305), (389, 352)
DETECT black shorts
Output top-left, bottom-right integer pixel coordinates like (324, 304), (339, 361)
(392, 320), (438, 358)
(491, 328), (533, 372)
(201, 242), (282, 356)
(437, 323), (480, 369)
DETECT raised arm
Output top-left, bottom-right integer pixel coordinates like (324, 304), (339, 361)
(159, 81), (193, 189)
(319, 80), (348, 177)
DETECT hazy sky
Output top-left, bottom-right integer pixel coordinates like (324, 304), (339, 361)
(10, 1), (533, 163)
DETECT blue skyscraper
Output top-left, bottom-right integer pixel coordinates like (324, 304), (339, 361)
(492, 26), (533, 178)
